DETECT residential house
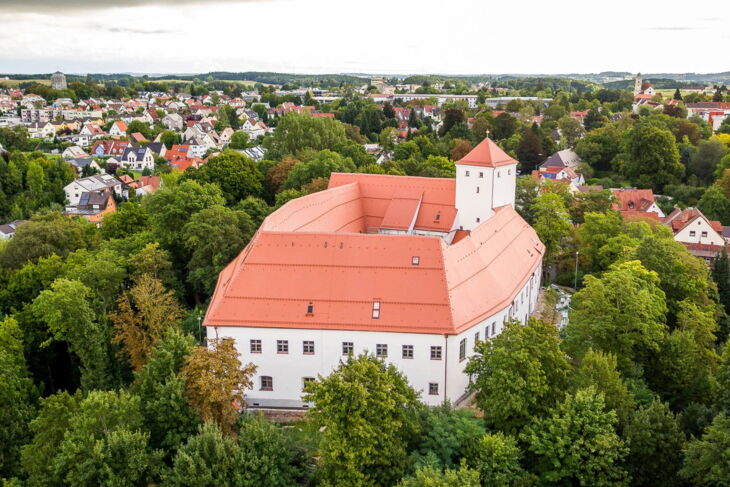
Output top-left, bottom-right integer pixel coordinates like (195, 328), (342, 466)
(64, 173), (122, 205)
(65, 189), (117, 224)
(664, 207), (727, 263)
(119, 147), (155, 171)
(26, 121), (56, 139)
(611, 188), (665, 219)
(80, 123), (107, 139)
(0, 220), (27, 239)
(109, 121), (128, 137)
(162, 113), (184, 131)
(90, 140), (129, 157)
(540, 149), (582, 170)
(62, 145), (89, 160)
(242, 118), (267, 138)
(68, 157), (101, 176)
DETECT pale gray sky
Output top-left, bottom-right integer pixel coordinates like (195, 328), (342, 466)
(1, 0), (728, 75)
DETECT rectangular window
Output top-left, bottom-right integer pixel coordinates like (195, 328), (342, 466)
(429, 382), (439, 395)
(303, 340), (315, 355)
(430, 346), (442, 360)
(342, 341), (354, 355)
(701, 231), (708, 237)
(250, 339), (262, 353)
(492, 323), (496, 336)
(372, 301), (381, 319)
(690, 231), (696, 237)
(402, 344), (414, 359)
(465, 170), (470, 176)
(302, 377), (315, 389)
(459, 338), (467, 361)
(277, 340), (289, 354)
(479, 172), (483, 178)
(476, 186), (480, 193)
(412, 256), (420, 266)
(508, 169), (512, 175)
(376, 343), (388, 358)
(475, 332), (480, 343)
(260, 376), (273, 391)
(497, 171), (501, 178)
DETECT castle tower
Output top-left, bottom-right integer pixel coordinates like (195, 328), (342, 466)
(454, 138), (517, 231)
(633, 73), (642, 96)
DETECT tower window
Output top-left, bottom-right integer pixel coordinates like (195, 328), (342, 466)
(479, 172), (483, 178)
(497, 171), (501, 178)
(507, 169), (511, 175)
(476, 217), (480, 223)
(465, 170), (470, 176)
(459, 338), (467, 361)
(372, 301), (381, 319)
(476, 186), (480, 193)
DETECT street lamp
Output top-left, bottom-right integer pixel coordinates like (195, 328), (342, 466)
(574, 250), (580, 290)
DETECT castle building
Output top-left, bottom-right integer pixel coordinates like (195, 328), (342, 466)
(204, 138), (545, 407)
(51, 71), (67, 90)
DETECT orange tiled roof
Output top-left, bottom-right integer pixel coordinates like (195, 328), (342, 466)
(457, 138), (516, 168)
(204, 173), (544, 335)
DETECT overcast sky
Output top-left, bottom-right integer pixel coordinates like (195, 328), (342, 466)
(1, 0), (728, 75)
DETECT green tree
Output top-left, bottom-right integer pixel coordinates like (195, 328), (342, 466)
(0, 316), (38, 478)
(165, 422), (244, 487)
(0, 212), (98, 269)
(396, 462), (480, 487)
(698, 184), (730, 225)
(283, 149), (356, 190)
(624, 400), (685, 487)
(492, 113), (518, 140)
(182, 205), (254, 296)
(266, 112), (347, 158)
(690, 139), (728, 183)
(514, 175), (539, 224)
(575, 124), (622, 171)
(100, 201), (150, 239)
(521, 387), (628, 486)
(563, 260), (668, 373)
(465, 432), (527, 487)
(188, 150), (263, 205)
(412, 405), (485, 469)
(21, 391), (82, 486)
(572, 349), (635, 426)
(465, 318), (571, 433)
(680, 413), (730, 486)
(228, 131), (250, 150)
(515, 127), (544, 172)
(133, 329), (200, 454)
(144, 179), (225, 262)
(303, 353), (422, 487)
(558, 115), (585, 147)
(160, 130), (180, 150)
(618, 124), (684, 191)
(52, 390), (160, 487)
(31, 279), (112, 390)
(531, 192), (571, 265)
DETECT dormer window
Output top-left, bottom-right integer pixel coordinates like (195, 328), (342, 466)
(372, 301), (381, 319)
(628, 201), (635, 209)
(412, 256), (420, 266)
(435, 214), (441, 221)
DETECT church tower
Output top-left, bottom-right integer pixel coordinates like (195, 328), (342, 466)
(454, 138), (517, 231)
(633, 73), (642, 96)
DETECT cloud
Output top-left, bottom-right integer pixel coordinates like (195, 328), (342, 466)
(0, 0), (270, 13)
(641, 26), (698, 31)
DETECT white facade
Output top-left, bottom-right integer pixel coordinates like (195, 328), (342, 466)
(454, 162), (517, 231)
(210, 265), (541, 408)
(674, 217), (725, 246)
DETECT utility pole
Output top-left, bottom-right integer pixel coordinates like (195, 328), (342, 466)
(574, 250), (580, 290)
